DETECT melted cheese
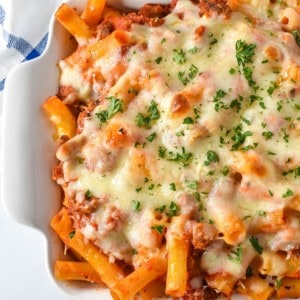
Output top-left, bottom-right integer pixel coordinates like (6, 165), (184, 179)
(57, 0), (300, 279)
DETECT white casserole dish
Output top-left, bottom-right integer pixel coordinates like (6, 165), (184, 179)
(1, 1), (169, 299)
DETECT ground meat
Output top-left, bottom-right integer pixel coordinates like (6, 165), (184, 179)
(58, 85), (75, 99)
(198, 0), (231, 19)
(96, 21), (115, 40)
(77, 100), (98, 133)
(108, 5), (169, 31)
(139, 4), (171, 18)
(52, 162), (64, 181)
(183, 286), (220, 299)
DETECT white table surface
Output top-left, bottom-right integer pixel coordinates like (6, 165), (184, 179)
(0, 202), (67, 299)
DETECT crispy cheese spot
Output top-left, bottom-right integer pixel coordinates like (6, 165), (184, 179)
(170, 93), (190, 117)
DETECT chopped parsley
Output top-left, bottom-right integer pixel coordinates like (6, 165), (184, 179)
(85, 190), (92, 199)
(291, 30), (300, 47)
(155, 56), (163, 64)
(177, 71), (190, 86)
(135, 101), (160, 128)
(183, 117), (194, 124)
(166, 147), (193, 166)
(222, 165), (230, 176)
(249, 236), (263, 254)
(132, 200), (141, 212)
(213, 89), (227, 112)
(282, 166), (300, 178)
(204, 150), (219, 166)
(155, 205), (166, 213)
(151, 225), (164, 234)
(262, 131), (273, 140)
(167, 201), (180, 217)
(186, 180), (198, 190)
(242, 66), (256, 88)
(267, 81), (278, 96)
(148, 100), (160, 120)
(128, 87), (138, 95)
(136, 113), (151, 128)
(188, 46), (198, 54)
(231, 124), (253, 151)
(68, 230), (76, 239)
(229, 68), (236, 74)
(173, 48), (186, 64)
(236, 40), (256, 67)
(246, 266), (253, 278)
(170, 183), (176, 191)
(282, 188), (294, 198)
(188, 64), (199, 79)
(228, 245), (243, 263)
(77, 157), (85, 164)
(146, 132), (157, 142)
(275, 278), (283, 289)
(235, 40), (257, 89)
(158, 146), (166, 158)
(95, 96), (123, 125)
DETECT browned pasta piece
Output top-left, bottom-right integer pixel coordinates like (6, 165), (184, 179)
(260, 250), (300, 277)
(110, 257), (167, 300)
(237, 276), (275, 300)
(276, 277), (300, 298)
(205, 272), (236, 296)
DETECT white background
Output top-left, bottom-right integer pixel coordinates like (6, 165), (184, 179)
(0, 206), (66, 299)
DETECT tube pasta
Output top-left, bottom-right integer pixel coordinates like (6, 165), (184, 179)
(81, 0), (106, 27)
(207, 178), (246, 245)
(50, 208), (124, 288)
(165, 216), (189, 297)
(110, 257), (167, 300)
(54, 261), (103, 284)
(205, 273), (236, 296)
(139, 280), (166, 300)
(260, 250), (300, 277)
(55, 3), (93, 41)
(86, 30), (132, 61)
(237, 276), (275, 300)
(276, 277), (300, 298)
(279, 7), (300, 31)
(42, 96), (76, 139)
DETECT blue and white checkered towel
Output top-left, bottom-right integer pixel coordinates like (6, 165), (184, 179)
(0, 0), (63, 95)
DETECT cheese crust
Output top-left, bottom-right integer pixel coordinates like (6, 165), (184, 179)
(53, 0), (300, 297)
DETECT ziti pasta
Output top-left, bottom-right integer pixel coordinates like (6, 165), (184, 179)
(44, 0), (300, 298)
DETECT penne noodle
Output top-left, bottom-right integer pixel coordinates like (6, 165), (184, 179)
(81, 0), (106, 27)
(165, 216), (189, 297)
(260, 250), (300, 278)
(86, 30), (132, 61)
(110, 257), (167, 300)
(276, 277), (300, 298)
(50, 208), (124, 288)
(54, 260), (103, 284)
(42, 96), (76, 140)
(237, 276), (275, 300)
(55, 3), (93, 41)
